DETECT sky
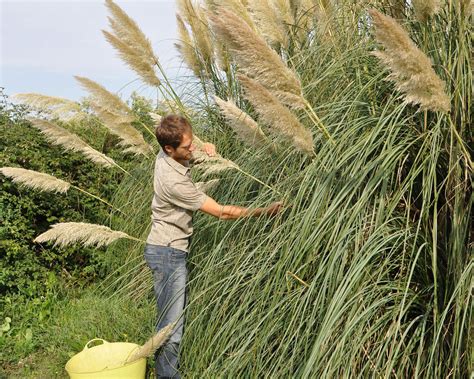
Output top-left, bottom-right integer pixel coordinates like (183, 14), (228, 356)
(0, 0), (185, 102)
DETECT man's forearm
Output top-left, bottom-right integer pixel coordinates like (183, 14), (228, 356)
(220, 205), (265, 219)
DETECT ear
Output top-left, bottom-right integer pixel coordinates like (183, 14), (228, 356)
(164, 145), (174, 155)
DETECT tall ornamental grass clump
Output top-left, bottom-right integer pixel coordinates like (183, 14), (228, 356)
(6, 0), (471, 377)
(111, 1), (471, 377)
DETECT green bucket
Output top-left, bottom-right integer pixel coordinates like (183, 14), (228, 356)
(65, 338), (146, 379)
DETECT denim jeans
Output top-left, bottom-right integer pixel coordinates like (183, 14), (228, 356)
(144, 243), (188, 379)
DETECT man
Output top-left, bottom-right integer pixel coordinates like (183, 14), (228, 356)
(144, 114), (282, 378)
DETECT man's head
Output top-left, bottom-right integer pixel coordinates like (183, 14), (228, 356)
(155, 114), (195, 164)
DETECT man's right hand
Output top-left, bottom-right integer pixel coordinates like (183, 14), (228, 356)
(265, 201), (284, 216)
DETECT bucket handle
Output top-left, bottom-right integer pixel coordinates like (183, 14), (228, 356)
(83, 338), (109, 350)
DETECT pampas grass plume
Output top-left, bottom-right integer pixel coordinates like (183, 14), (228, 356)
(0, 167), (71, 193)
(214, 96), (268, 148)
(237, 74), (314, 156)
(28, 118), (117, 167)
(248, 0), (289, 48)
(13, 93), (86, 122)
(369, 9), (450, 113)
(195, 179), (220, 193)
(75, 77), (153, 155)
(74, 76), (133, 117)
(104, 0), (161, 87)
(125, 322), (176, 363)
(412, 0), (441, 22)
(34, 222), (136, 248)
(175, 14), (202, 76)
(209, 7), (305, 108)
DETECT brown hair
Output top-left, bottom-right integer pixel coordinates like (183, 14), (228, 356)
(155, 114), (191, 150)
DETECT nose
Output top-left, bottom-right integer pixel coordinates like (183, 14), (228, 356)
(189, 143), (196, 152)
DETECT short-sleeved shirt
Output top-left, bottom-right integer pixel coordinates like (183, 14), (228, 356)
(146, 150), (207, 252)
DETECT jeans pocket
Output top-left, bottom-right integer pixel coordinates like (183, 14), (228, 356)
(170, 248), (187, 263)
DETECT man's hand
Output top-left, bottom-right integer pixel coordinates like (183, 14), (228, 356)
(264, 201), (284, 216)
(202, 143), (216, 157)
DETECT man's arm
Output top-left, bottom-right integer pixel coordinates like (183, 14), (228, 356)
(199, 197), (283, 220)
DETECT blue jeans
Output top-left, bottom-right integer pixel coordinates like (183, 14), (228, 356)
(144, 243), (188, 379)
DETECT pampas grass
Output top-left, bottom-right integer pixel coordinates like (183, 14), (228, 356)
(248, 0), (289, 48)
(125, 323), (176, 364)
(209, 7), (304, 107)
(208, 0), (257, 31)
(149, 112), (163, 124)
(237, 74), (314, 156)
(0, 166), (124, 212)
(12, 93), (86, 122)
(195, 178), (220, 193)
(214, 96), (268, 148)
(177, 0), (213, 67)
(74, 76), (133, 117)
(28, 118), (118, 168)
(176, 14), (202, 76)
(103, 0), (161, 87)
(34, 222), (139, 247)
(209, 6), (333, 141)
(0, 167), (70, 193)
(192, 150), (239, 177)
(369, 9), (450, 112)
(75, 76), (153, 155)
(412, 0), (441, 22)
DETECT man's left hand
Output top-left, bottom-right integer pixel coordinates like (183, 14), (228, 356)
(202, 143), (217, 157)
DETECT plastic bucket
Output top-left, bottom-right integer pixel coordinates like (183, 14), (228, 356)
(65, 338), (146, 379)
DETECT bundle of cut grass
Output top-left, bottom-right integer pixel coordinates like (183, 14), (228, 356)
(125, 323), (176, 364)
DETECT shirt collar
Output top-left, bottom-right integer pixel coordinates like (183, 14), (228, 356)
(159, 149), (190, 176)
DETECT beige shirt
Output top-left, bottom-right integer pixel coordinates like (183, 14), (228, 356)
(146, 150), (207, 252)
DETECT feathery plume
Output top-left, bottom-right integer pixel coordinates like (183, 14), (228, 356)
(75, 77), (153, 155)
(34, 222), (135, 248)
(175, 14), (202, 76)
(13, 93), (86, 122)
(125, 323), (176, 364)
(369, 9), (450, 113)
(209, 7), (305, 108)
(0, 167), (70, 193)
(214, 96), (268, 148)
(195, 179), (220, 193)
(208, 0), (257, 30)
(75, 76), (132, 117)
(149, 112), (162, 124)
(313, 0), (334, 41)
(177, 0), (213, 66)
(248, 0), (289, 48)
(291, 0), (316, 42)
(103, 0), (161, 87)
(412, 0), (441, 22)
(28, 118), (117, 167)
(191, 145), (239, 177)
(238, 74), (314, 156)
(271, 0), (294, 27)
